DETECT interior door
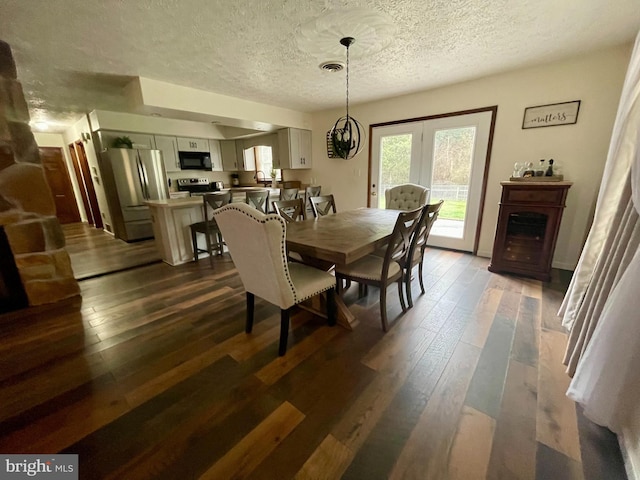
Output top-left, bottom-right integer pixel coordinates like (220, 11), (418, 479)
(39, 147), (81, 224)
(370, 110), (493, 252)
(74, 141), (103, 229)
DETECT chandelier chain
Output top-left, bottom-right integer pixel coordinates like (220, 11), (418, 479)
(345, 42), (350, 121)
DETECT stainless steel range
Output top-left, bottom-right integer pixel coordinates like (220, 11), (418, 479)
(176, 178), (223, 196)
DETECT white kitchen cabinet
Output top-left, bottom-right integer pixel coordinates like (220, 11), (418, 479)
(220, 140), (254, 171)
(154, 135), (181, 172)
(208, 139), (223, 172)
(220, 140), (239, 171)
(278, 128), (312, 169)
(176, 137), (210, 153)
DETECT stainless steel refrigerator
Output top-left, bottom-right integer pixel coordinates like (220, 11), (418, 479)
(101, 148), (169, 242)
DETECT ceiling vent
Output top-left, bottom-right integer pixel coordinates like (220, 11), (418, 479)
(319, 61), (345, 73)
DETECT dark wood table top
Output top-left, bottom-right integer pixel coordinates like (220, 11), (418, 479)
(285, 208), (401, 265)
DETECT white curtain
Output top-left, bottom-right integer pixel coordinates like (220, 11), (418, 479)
(562, 31), (640, 432)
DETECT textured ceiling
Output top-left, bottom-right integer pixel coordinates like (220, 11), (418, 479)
(1, 0), (639, 132)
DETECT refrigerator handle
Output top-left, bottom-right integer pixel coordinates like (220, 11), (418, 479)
(137, 155), (151, 200)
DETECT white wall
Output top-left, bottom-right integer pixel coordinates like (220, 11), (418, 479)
(33, 132), (87, 222)
(309, 43), (632, 270)
(62, 116), (114, 233)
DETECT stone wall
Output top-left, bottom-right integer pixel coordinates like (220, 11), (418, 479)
(0, 40), (79, 306)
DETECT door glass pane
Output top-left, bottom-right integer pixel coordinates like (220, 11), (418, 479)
(430, 127), (476, 239)
(379, 134), (412, 208)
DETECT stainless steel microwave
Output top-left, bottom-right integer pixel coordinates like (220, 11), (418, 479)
(178, 151), (211, 170)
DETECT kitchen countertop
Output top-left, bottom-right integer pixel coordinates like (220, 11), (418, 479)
(146, 187), (295, 209)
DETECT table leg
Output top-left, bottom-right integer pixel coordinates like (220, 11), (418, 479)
(298, 291), (357, 330)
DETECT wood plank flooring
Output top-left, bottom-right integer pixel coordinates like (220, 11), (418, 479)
(0, 245), (628, 479)
(62, 222), (161, 280)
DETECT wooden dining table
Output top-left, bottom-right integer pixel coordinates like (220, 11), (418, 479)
(285, 208), (402, 329)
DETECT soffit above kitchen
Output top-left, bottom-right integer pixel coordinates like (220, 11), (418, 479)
(1, 0), (639, 133)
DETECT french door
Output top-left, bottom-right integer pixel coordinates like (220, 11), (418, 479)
(370, 110), (493, 252)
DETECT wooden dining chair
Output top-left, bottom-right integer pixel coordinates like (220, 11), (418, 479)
(304, 185), (321, 216)
(213, 203), (337, 356)
(273, 198), (306, 223)
(280, 188), (299, 201)
(385, 183), (430, 210)
(245, 189), (270, 213)
(190, 191), (232, 267)
(335, 206), (423, 331)
(310, 194), (337, 217)
(401, 200), (444, 308)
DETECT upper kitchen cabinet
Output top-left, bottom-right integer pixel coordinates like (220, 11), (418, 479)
(176, 137), (210, 153)
(220, 140), (255, 171)
(278, 128), (311, 169)
(208, 139), (223, 172)
(154, 135), (181, 172)
(98, 130), (156, 151)
(220, 140), (239, 171)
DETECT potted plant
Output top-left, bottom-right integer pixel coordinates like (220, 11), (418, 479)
(112, 136), (133, 148)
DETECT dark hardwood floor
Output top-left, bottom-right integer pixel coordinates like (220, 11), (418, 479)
(0, 246), (627, 479)
(63, 222), (161, 280)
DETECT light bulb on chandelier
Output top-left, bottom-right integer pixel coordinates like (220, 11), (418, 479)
(328, 37), (364, 160)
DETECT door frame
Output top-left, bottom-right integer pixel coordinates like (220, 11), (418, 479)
(367, 106), (498, 255)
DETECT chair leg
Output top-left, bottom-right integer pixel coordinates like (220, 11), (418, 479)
(405, 269), (414, 309)
(205, 232), (213, 268)
(217, 233), (224, 255)
(380, 284), (388, 332)
(418, 258), (425, 294)
(191, 229), (198, 262)
(246, 292), (254, 333)
(336, 275), (343, 296)
(326, 288), (336, 326)
(398, 278), (407, 312)
(279, 308), (291, 356)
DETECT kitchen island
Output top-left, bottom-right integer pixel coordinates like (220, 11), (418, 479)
(146, 188), (290, 266)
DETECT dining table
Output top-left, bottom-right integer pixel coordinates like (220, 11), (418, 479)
(285, 207), (402, 329)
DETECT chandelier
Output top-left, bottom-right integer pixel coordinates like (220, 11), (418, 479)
(328, 37), (364, 160)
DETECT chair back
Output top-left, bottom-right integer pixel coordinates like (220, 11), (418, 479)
(385, 183), (430, 210)
(407, 200), (444, 266)
(245, 190), (270, 213)
(273, 198), (306, 223)
(280, 188), (299, 201)
(310, 194), (337, 217)
(213, 203), (296, 309)
(382, 207), (423, 278)
(203, 191), (232, 227)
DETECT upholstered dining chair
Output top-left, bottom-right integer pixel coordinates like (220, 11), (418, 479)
(213, 203), (337, 356)
(190, 191), (232, 267)
(273, 198), (306, 223)
(310, 194), (337, 217)
(385, 183), (430, 210)
(401, 200), (444, 308)
(245, 189), (270, 213)
(335, 206), (423, 332)
(280, 188), (299, 201)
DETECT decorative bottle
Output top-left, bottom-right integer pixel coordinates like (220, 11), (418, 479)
(545, 159), (554, 177)
(535, 159), (545, 177)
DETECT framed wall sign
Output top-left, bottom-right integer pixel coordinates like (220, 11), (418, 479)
(522, 100), (581, 129)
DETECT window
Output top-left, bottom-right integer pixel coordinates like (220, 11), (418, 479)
(250, 146), (281, 181)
